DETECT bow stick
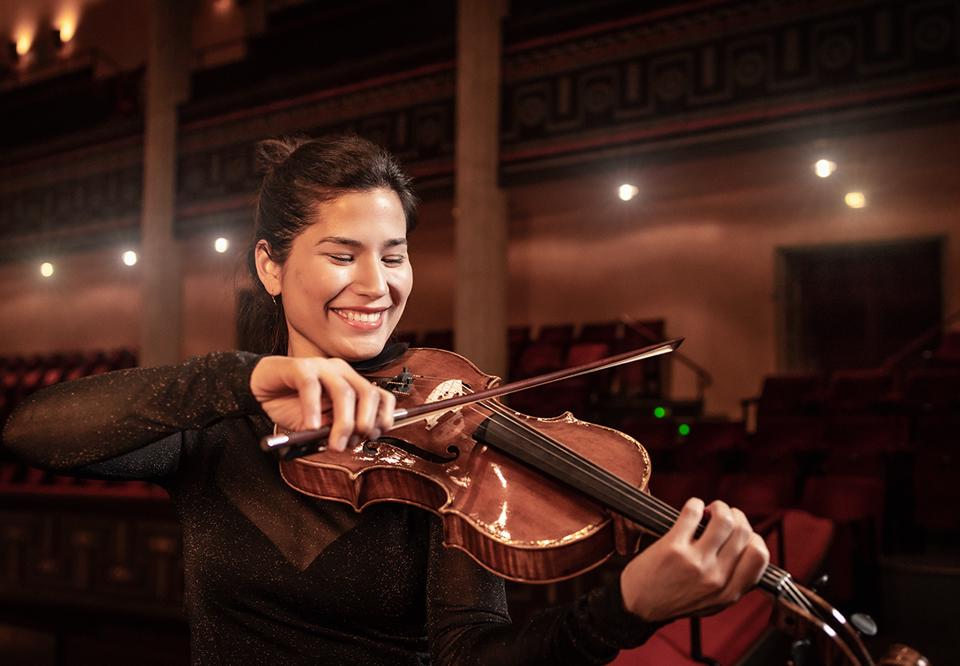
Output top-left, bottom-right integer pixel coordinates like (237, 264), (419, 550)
(261, 337), (684, 458)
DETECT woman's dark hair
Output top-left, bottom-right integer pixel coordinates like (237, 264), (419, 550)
(238, 134), (418, 354)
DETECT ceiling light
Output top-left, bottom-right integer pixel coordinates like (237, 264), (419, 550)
(40, 262), (55, 278)
(214, 237), (229, 253)
(122, 250), (138, 266)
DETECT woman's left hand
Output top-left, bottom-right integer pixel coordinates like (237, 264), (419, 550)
(618, 498), (770, 622)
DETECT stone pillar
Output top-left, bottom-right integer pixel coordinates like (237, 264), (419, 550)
(455, 0), (509, 378)
(140, 0), (193, 367)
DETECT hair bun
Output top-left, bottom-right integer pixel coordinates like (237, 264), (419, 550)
(255, 136), (309, 175)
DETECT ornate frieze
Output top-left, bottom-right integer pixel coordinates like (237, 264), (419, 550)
(0, 0), (957, 254)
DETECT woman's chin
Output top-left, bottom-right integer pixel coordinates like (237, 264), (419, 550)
(336, 337), (389, 362)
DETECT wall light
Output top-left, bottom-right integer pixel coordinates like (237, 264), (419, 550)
(122, 250), (138, 266)
(618, 184), (639, 201)
(40, 262), (55, 278)
(56, 13), (77, 44)
(214, 237), (229, 253)
(844, 191), (867, 209)
(15, 33), (32, 56)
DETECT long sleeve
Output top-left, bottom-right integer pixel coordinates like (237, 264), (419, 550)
(426, 519), (663, 665)
(1, 351), (264, 479)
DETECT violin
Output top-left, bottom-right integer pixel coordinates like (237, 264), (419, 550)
(260, 342), (929, 666)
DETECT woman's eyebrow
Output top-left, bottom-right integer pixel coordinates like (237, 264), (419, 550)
(315, 236), (361, 247)
(314, 236), (407, 248)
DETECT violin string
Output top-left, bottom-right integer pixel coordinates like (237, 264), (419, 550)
(383, 380), (806, 598)
(453, 399), (799, 596)
(465, 399), (680, 534)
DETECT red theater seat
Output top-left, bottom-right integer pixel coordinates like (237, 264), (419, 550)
(716, 472), (797, 520)
(648, 471), (718, 512)
(800, 475), (884, 602)
(913, 446), (960, 533)
(753, 415), (825, 455)
(824, 414), (910, 453)
(823, 368), (895, 412)
(579, 321), (620, 345)
(903, 368), (960, 412)
(536, 323), (575, 346)
(679, 420), (745, 455)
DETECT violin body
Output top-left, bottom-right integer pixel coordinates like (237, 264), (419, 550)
(279, 347), (650, 582)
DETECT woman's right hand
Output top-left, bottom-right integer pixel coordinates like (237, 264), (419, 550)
(250, 356), (396, 451)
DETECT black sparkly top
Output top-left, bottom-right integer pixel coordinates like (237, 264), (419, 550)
(3, 351), (659, 665)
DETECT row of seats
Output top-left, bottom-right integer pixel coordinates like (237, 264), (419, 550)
(746, 366), (960, 418)
(620, 414), (957, 526)
(397, 320), (669, 416)
(0, 462), (167, 499)
(618, 412), (957, 458)
(0, 348), (139, 495)
(0, 348), (136, 397)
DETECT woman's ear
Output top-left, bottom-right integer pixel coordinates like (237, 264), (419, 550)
(254, 240), (282, 296)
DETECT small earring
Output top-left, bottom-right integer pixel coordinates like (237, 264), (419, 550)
(272, 294), (279, 306)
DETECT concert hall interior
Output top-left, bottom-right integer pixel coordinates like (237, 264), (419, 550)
(1, 0), (958, 664)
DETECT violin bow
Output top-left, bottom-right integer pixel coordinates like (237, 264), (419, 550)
(261, 337), (684, 457)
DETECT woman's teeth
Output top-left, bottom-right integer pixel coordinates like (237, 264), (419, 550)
(334, 309), (382, 322)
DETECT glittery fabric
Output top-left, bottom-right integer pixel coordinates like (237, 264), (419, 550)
(2, 351), (662, 665)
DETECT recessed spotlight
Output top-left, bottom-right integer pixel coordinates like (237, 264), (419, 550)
(122, 250), (138, 266)
(813, 159), (837, 178)
(214, 237), (229, 253)
(844, 192), (866, 209)
(618, 184), (639, 201)
(40, 262), (55, 278)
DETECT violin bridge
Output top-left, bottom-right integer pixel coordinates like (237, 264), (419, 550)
(424, 379), (469, 430)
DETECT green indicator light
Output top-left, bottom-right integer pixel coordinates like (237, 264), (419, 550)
(653, 406), (666, 419)
(678, 423), (691, 437)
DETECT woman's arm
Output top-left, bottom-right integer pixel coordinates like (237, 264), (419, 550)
(1, 351), (264, 476)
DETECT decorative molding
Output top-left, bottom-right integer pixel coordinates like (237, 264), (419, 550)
(0, 0), (958, 256)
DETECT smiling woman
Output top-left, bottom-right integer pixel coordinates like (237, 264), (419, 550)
(4, 134), (769, 666)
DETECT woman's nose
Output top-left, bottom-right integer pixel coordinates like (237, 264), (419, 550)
(353, 257), (388, 296)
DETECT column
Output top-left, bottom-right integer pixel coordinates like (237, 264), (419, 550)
(140, 0), (193, 367)
(455, 0), (509, 377)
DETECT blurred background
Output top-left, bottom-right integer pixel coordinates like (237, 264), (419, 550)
(0, 0), (958, 664)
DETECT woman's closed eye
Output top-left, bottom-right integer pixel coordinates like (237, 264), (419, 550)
(382, 254), (407, 265)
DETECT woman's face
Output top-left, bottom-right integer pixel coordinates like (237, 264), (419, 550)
(274, 188), (413, 360)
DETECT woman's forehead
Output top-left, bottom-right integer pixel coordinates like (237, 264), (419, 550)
(303, 189), (406, 239)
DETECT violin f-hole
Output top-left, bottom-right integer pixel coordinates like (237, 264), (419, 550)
(367, 437), (460, 464)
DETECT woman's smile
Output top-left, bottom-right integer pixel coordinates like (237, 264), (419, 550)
(330, 307), (388, 329)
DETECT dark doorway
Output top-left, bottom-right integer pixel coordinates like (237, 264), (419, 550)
(780, 238), (942, 373)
